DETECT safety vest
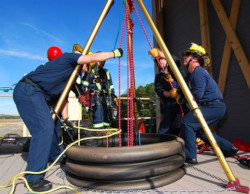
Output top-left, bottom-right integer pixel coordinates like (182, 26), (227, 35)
(93, 122), (110, 128)
(82, 68), (114, 94)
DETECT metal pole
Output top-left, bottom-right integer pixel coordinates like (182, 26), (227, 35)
(0, 95), (13, 97)
(52, 0), (114, 120)
(136, 0), (236, 181)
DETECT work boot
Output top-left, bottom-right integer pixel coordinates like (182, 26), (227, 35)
(224, 146), (239, 157)
(28, 178), (52, 192)
(48, 156), (67, 166)
(185, 158), (198, 164)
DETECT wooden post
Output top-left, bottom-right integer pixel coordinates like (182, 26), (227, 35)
(218, 0), (241, 94)
(199, 0), (213, 76)
(212, 0), (250, 89)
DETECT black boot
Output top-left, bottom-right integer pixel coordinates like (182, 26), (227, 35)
(28, 178), (52, 192)
(224, 146), (239, 157)
(185, 158), (198, 164)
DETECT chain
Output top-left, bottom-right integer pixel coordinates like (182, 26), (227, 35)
(185, 163), (228, 183)
(54, 167), (236, 194)
(75, 187), (236, 194)
(48, 184), (237, 194)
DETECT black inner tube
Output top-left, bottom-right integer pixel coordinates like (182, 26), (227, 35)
(65, 133), (186, 190)
(66, 152), (185, 180)
(66, 166), (186, 191)
(66, 133), (185, 163)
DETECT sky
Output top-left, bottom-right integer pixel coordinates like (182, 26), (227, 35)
(0, 0), (154, 115)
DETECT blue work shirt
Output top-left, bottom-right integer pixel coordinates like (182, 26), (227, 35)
(25, 53), (81, 99)
(187, 66), (223, 103)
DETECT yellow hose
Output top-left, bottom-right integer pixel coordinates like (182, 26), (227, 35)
(0, 126), (121, 194)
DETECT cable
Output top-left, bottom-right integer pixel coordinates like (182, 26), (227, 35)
(0, 126), (121, 193)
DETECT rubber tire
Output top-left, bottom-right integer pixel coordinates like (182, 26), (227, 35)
(66, 134), (185, 163)
(66, 152), (185, 180)
(65, 134), (186, 190)
(66, 166), (186, 191)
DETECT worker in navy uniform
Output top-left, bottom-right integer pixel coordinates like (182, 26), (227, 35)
(79, 57), (117, 129)
(13, 46), (123, 192)
(180, 43), (238, 164)
(154, 54), (187, 135)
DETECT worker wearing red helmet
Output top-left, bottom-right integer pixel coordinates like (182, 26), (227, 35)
(47, 46), (63, 61)
(13, 46), (123, 192)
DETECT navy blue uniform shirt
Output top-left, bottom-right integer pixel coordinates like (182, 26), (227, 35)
(188, 66), (223, 103)
(25, 53), (81, 99)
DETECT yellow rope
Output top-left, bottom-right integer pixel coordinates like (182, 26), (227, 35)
(0, 126), (121, 194)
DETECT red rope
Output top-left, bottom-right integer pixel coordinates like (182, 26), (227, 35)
(126, 50), (130, 146)
(232, 155), (250, 160)
(128, 19), (135, 146)
(124, 0), (136, 146)
(125, 3), (131, 146)
(155, 58), (185, 118)
(133, 1), (153, 49)
(118, 2), (128, 147)
(118, 1), (186, 147)
(133, 0), (184, 118)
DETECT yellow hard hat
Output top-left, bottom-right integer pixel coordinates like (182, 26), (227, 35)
(72, 43), (83, 53)
(87, 51), (93, 55)
(183, 43), (210, 67)
(190, 44), (206, 55)
(86, 51), (97, 73)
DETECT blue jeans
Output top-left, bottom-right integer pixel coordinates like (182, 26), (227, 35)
(181, 101), (232, 159)
(91, 95), (110, 129)
(158, 102), (182, 135)
(13, 82), (63, 182)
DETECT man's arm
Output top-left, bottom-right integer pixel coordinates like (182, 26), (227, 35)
(77, 49), (123, 66)
(61, 100), (69, 120)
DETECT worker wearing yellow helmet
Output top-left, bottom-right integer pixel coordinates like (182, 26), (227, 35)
(182, 43), (210, 68)
(79, 51), (117, 130)
(180, 43), (238, 164)
(72, 44), (96, 73)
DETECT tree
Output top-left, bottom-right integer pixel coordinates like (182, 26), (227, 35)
(117, 83), (156, 133)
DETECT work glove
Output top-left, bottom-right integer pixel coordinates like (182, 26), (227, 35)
(63, 118), (73, 128)
(176, 94), (185, 104)
(169, 88), (178, 99)
(148, 48), (160, 58)
(164, 72), (174, 82)
(113, 97), (118, 107)
(113, 48), (123, 58)
(79, 95), (87, 106)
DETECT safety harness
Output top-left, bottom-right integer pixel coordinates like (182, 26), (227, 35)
(186, 55), (195, 69)
(82, 68), (113, 95)
(82, 67), (116, 129)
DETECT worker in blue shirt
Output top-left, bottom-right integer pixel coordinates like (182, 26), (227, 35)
(13, 46), (123, 192)
(180, 43), (238, 164)
(79, 58), (117, 129)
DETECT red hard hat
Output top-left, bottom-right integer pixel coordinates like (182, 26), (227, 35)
(47, 46), (63, 61)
